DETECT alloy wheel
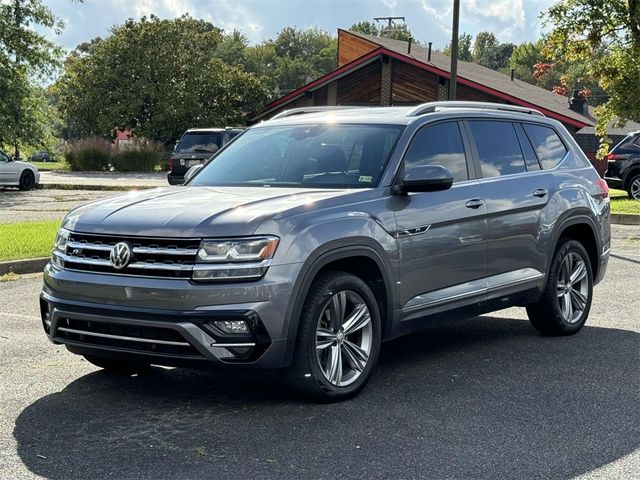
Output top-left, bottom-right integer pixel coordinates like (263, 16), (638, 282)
(630, 177), (640, 200)
(556, 252), (589, 323)
(315, 290), (373, 387)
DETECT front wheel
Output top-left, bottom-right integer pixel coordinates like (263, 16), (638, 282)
(287, 272), (381, 402)
(527, 239), (593, 336)
(19, 170), (35, 190)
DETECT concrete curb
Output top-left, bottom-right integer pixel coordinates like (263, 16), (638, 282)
(611, 213), (640, 225)
(0, 257), (49, 276)
(37, 183), (157, 191)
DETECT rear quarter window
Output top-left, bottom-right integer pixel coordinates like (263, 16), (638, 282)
(523, 124), (568, 169)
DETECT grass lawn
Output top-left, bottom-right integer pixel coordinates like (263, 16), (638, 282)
(0, 221), (60, 261)
(609, 188), (627, 199)
(610, 197), (640, 215)
(31, 161), (69, 172)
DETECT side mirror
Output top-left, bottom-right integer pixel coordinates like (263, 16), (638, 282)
(395, 165), (453, 194)
(183, 164), (203, 184)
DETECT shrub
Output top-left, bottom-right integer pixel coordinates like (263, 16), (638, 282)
(111, 138), (163, 172)
(64, 137), (112, 171)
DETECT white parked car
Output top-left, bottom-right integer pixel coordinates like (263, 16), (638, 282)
(0, 150), (40, 190)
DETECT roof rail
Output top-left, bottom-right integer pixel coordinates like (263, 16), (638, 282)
(407, 101), (545, 118)
(269, 106), (365, 121)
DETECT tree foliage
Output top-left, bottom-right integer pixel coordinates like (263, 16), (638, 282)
(543, 0), (640, 157)
(0, 0), (64, 157)
(349, 20), (414, 42)
(443, 33), (473, 62)
(244, 27), (336, 93)
(56, 15), (271, 144)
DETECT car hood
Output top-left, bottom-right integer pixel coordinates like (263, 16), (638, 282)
(63, 186), (354, 237)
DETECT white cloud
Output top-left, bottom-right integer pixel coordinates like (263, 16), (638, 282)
(420, 0), (527, 43)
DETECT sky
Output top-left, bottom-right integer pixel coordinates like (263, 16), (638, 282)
(44, 0), (556, 51)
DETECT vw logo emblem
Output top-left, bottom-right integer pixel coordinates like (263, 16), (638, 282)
(110, 242), (132, 270)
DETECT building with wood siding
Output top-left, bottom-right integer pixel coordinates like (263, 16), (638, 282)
(250, 30), (640, 175)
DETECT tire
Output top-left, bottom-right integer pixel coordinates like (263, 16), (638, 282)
(18, 170), (35, 190)
(287, 271), (382, 402)
(527, 239), (593, 336)
(83, 354), (151, 374)
(627, 173), (640, 200)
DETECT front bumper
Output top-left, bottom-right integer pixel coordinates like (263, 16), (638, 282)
(41, 261), (302, 368)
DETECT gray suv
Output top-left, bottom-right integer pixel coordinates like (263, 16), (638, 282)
(40, 102), (611, 401)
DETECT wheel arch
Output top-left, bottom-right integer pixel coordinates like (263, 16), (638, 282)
(550, 214), (601, 281)
(281, 238), (395, 367)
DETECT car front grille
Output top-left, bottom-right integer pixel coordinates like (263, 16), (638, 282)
(56, 232), (200, 278)
(55, 317), (203, 357)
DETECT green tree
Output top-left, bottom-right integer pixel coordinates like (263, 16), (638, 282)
(473, 31), (498, 60)
(543, 0), (640, 157)
(350, 21), (379, 36)
(444, 33), (473, 62)
(477, 42), (515, 70)
(245, 27), (336, 94)
(350, 20), (414, 42)
(56, 15), (271, 144)
(0, 0), (64, 158)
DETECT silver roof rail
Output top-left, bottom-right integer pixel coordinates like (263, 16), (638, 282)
(269, 106), (366, 121)
(407, 101), (545, 118)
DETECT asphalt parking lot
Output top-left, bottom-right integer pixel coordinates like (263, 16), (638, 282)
(0, 223), (638, 479)
(0, 189), (118, 223)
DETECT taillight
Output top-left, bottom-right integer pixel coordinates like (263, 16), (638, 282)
(595, 178), (609, 201)
(168, 157), (173, 170)
(607, 153), (619, 162)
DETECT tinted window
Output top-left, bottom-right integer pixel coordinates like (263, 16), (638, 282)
(0, 151), (8, 162)
(176, 132), (222, 154)
(404, 122), (468, 182)
(515, 124), (541, 171)
(469, 121), (526, 177)
(523, 124), (567, 169)
(190, 124), (403, 188)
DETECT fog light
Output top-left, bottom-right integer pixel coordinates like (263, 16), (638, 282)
(212, 320), (250, 334)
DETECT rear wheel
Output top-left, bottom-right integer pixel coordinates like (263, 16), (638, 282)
(627, 173), (640, 200)
(527, 239), (593, 336)
(83, 354), (151, 374)
(18, 170), (35, 190)
(287, 271), (381, 402)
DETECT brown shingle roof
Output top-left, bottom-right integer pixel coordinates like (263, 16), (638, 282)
(346, 30), (596, 128)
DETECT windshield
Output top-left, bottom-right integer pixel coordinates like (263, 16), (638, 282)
(190, 123), (403, 188)
(176, 132), (222, 154)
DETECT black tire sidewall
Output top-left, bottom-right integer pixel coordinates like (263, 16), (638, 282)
(299, 272), (381, 400)
(19, 170), (34, 190)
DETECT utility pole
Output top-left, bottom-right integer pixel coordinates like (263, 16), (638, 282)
(448, 0), (460, 100)
(374, 16), (406, 37)
(13, 0), (22, 160)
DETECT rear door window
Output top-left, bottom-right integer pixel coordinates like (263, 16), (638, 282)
(523, 124), (568, 169)
(514, 124), (541, 171)
(468, 121), (526, 177)
(404, 122), (469, 182)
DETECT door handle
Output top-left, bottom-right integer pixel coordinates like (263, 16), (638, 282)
(465, 199), (485, 209)
(533, 188), (548, 197)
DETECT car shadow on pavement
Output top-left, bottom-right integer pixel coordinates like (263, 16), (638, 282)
(13, 315), (640, 479)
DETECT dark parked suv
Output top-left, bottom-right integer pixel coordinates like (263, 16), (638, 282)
(604, 130), (640, 200)
(167, 127), (244, 185)
(41, 102), (610, 401)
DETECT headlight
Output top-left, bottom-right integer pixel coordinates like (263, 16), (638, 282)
(51, 228), (70, 268)
(192, 236), (279, 281)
